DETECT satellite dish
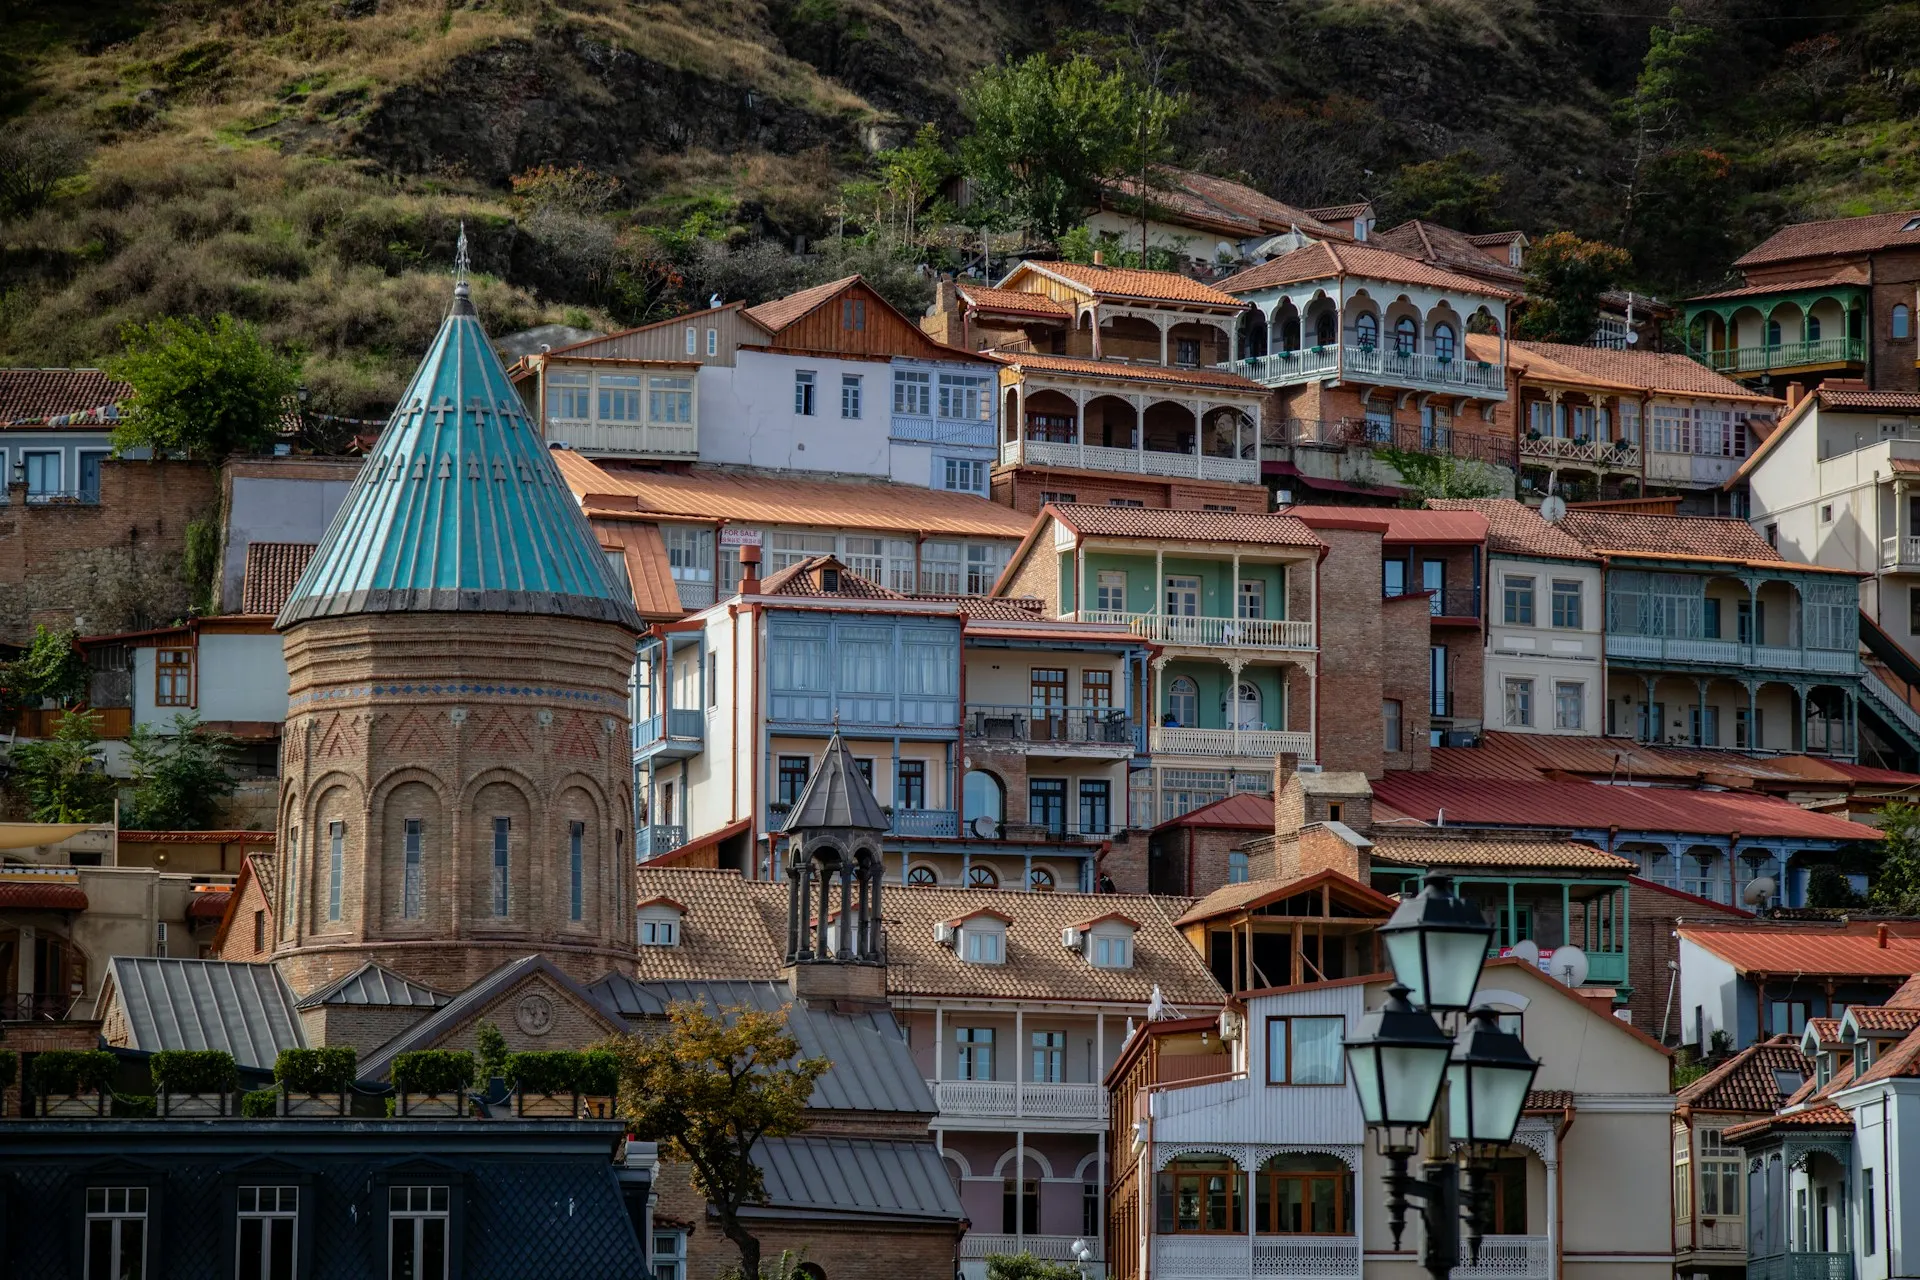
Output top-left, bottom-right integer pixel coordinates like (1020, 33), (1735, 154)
(1508, 939), (1541, 967)
(1625, 330), (1640, 345)
(1540, 494), (1568, 523)
(970, 815), (1000, 840)
(1743, 877), (1777, 907)
(1146, 986), (1166, 1021)
(1551, 945), (1589, 989)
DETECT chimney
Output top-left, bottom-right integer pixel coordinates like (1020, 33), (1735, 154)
(1092, 249), (1106, 267)
(739, 543), (762, 595)
(1878, 922), (1890, 949)
(1785, 384), (1804, 410)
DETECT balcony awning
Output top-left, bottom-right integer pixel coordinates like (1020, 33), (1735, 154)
(0, 822), (103, 851)
(0, 869), (87, 910)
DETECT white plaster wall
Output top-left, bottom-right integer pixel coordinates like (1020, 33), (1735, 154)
(697, 352), (896, 477)
(1677, 938), (1738, 1049)
(1483, 555), (1603, 733)
(197, 634), (290, 723)
(221, 473), (357, 607)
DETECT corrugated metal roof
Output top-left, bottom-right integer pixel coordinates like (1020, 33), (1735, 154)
(293, 961), (451, 1010)
(1679, 923), (1920, 977)
(278, 282), (643, 630)
(753, 1135), (965, 1221)
(357, 954), (626, 1081)
(588, 978), (934, 1116)
(1373, 772), (1881, 841)
(1284, 505), (1487, 544)
(591, 517), (682, 620)
(107, 957), (306, 1069)
(1156, 791), (1273, 831)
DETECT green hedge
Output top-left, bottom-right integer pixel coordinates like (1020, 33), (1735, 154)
(392, 1050), (472, 1096)
(505, 1051), (578, 1096)
(29, 1050), (116, 1094)
(240, 1088), (280, 1118)
(274, 1046), (357, 1092)
(577, 1049), (619, 1097)
(0, 1049), (17, 1091)
(150, 1049), (238, 1094)
(111, 1093), (157, 1118)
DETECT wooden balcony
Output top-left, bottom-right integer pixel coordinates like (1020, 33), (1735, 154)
(544, 417), (696, 457)
(1519, 434), (1642, 471)
(1001, 437), (1259, 485)
(1077, 610), (1314, 651)
(1150, 726), (1313, 760)
(1695, 337), (1865, 376)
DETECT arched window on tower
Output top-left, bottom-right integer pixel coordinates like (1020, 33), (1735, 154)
(1394, 316), (1418, 356)
(1896, 304), (1912, 340)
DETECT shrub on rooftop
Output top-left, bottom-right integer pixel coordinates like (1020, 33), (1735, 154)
(392, 1050), (473, 1096)
(240, 1087), (280, 1118)
(577, 1049), (619, 1098)
(505, 1050), (580, 1097)
(30, 1049), (116, 1095)
(0, 1049), (17, 1091)
(274, 1046), (357, 1093)
(150, 1049), (239, 1095)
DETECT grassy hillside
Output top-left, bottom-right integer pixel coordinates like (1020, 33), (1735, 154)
(2, 0), (1916, 415)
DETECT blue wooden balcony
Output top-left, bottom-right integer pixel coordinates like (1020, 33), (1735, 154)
(634, 708), (704, 762)
(769, 803), (959, 838)
(636, 824), (687, 860)
(1748, 1254), (1852, 1280)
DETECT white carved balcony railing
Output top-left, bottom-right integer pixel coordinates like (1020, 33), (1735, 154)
(1605, 634), (1859, 675)
(544, 418), (697, 456)
(962, 1235), (1101, 1263)
(1006, 438), (1260, 485)
(1342, 345), (1508, 395)
(1252, 1237), (1362, 1277)
(1518, 435), (1642, 469)
(1150, 727), (1314, 760)
(1454, 1234), (1551, 1279)
(1077, 611), (1314, 651)
(1882, 535), (1920, 567)
(928, 1079), (1107, 1120)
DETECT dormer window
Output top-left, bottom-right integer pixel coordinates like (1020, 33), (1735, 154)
(965, 923), (1005, 964)
(1076, 913), (1140, 970)
(637, 896), (685, 947)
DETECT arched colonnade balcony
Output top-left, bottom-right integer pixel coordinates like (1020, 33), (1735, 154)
(1682, 282), (1869, 379)
(995, 356), (1266, 486)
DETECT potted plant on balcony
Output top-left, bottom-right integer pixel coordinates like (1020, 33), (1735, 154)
(152, 1049), (239, 1117)
(273, 1046), (355, 1115)
(31, 1049), (116, 1116)
(1525, 428), (1541, 441)
(577, 1049), (619, 1118)
(391, 1049), (472, 1117)
(507, 1050), (583, 1117)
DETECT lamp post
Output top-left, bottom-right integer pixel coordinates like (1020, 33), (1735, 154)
(1345, 871), (1540, 1278)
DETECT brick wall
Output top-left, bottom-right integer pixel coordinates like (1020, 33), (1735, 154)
(1381, 594), (1433, 773)
(216, 868), (275, 962)
(1001, 534), (1062, 612)
(1271, 383), (1516, 469)
(1312, 528), (1385, 778)
(994, 467), (1269, 517)
(1869, 249), (1920, 392)
(1626, 878), (1749, 1037)
(0, 460), (219, 643)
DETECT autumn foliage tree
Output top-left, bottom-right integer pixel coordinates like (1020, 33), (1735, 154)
(608, 1001), (826, 1280)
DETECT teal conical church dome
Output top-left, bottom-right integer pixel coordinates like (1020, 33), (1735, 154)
(278, 276), (642, 630)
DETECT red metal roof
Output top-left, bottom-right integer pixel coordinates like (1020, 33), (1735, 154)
(1679, 922), (1920, 976)
(186, 889), (234, 921)
(1371, 772), (1881, 841)
(0, 881), (88, 910)
(1156, 792), (1273, 831)
(1284, 505), (1487, 544)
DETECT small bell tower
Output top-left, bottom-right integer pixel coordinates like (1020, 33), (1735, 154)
(781, 731), (889, 1001)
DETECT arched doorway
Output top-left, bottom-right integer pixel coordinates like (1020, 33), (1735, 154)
(1238, 307), (1269, 361)
(1167, 677), (1199, 726)
(963, 770), (1005, 823)
(1232, 682), (1262, 729)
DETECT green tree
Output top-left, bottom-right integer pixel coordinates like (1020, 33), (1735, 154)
(0, 625), (87, 710)
(123, 712), (237, 831)
(876, 124), (956, 248)
(987, 1253), (1084, 1280)
(1375, 448), (1507, 501)
(1870, 801), (1920, 914)
(1381, 150), (1504, 232)
(8, 710), (114, 823)
(960, 54), (1137, 242)
(609, 1001), (827, 1280)
(1806, 863), (1864, 910)
(1616, 7), (1719, 242)
(1514, 232), (1634, 345)
(109, 315), (301, 460)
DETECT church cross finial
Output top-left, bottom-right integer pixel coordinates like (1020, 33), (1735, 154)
(454, 222), (471, 285)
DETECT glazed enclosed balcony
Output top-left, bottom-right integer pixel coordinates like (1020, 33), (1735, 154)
(1747, 1254), (1852, 1280)
(542, 366), (698, 458)
(633, 634), (707, 763)
(964, 704), (1137, 756)
(1683, 282), (1868, 383)
(1603, 570), (1861, 679)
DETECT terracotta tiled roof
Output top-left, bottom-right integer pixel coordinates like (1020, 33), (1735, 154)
(1507, 340), (1781, 403)
(1307, 202), (1374, 221)
(0, 874), (88, 910)
(742, 275), (862, 332)
(1284, 505), (1487, 544)
(1888, 974), (1920, 1008)
(1847, 1005), (1920, 1034)
(1818, 388), (1920, 412)
(936, 596), (1045, 620)
(1555, 509), (1784, 562)
(240, 542), (317, 616)
(1426, 498), (1596, 561)
(759, 556), (904, 599)
(956, 285), (1072, 317)
(1104, 169), (1340, 239)
(1369, 829), (1633, 871)
(1688, 273), (1867, 302)
(1735, 210), (1920, 267)
(627, 866), (1224, 1005)
(0, 368), (130, 426)
(555, 451), (1033, 540)
(1524, 1089), (1574, 1112)
(1049, 502), (1322, 548)
(1678, 923), (1920, 977)
(186, 887), (234, 921)
(1373, 773), (1882, 841)
(1372, 220), (1526, 286)
(1155, 792), (1274, 831)
(1174, 173), (1334, 234)
(1804, 1016), (1843, 1046)
(592, 518), (684, 620)
(1019, 260), (1244, 308)
(1220, 239), (1520, 301)
(991, 351), (1265, 392)
(1723, 1103), (1854, 1144)
(1677, 1039), (1809, 1113)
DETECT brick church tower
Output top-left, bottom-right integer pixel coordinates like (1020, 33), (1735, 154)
(271, 259), (644, 994)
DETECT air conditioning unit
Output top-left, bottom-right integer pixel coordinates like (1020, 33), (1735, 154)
(934, 921), (957, 948)
(1062, 926), (1086, 953)
(1218, 1009), (1245, 1042)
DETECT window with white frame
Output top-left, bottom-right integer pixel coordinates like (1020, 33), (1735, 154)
(86, 1187), (149, 1280)
(1504, 678), (1534, 728)
(769, 531), (836, 572)
(967, 543), (1009, 593)
(388, 1186), (450, 1280)
(599, 374), (641, 422)
(1089, 926), (1134, 969)
(962, 919), (1006, 964)
(705, 329), (718, 357)
(1237, 579), (1265, 620)
(237, 1185), (298, 1280)
(638, 903), (681, 946)
(922, 541), (964, 594)
(684, 326), (697, 355)
(648, 375), (693, 424)
(794, 371), (816, 416)
(664, 526), (714, 587)
(1673, 1128), (1692, 1221)
(653, 1230), (687, 1280)
(894, 370), (932, 416)
(549, 371), (591, 420)
(943, 457), (987, 494)
(1555, 681), (1583, 730)
(938, 372), (992, 420)
(1096, 570), (1127, 611)
(1618, 400), (1641, 444)
(1697, 1128), (1742, 1218)
(841, 374), (863, 419)
(956, 1025), (995, 1078)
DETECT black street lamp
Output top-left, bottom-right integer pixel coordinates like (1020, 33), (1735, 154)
(1345, 871), (1539, 1279)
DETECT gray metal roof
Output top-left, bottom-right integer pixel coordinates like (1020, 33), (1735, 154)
(751, 1136), (964, 1222)
(586, 978), (934, 1116)
(294, 961), (451, 1010)
(782, 731), (889, 833)
(357, 954), (627, 1082)
(106, 957), (306, 1069)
